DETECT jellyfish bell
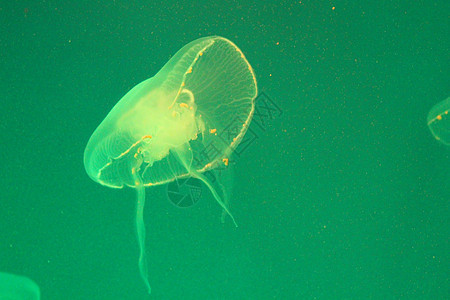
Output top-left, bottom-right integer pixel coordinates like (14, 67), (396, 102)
(84, 36), (257, 293)
(427, 97), (450, 146)
(0, 272), (40, 300)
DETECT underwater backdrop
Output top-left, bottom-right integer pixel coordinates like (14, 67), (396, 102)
(1, 1), (448, 299)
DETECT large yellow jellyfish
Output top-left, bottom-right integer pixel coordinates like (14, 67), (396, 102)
(84, 36), (257, 293)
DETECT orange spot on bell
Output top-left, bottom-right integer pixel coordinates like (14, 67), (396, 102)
(437, 115), (442, 120)
(223, 158), (229, 166)
(180, 103), (189, 108)
(210, 128), (217, 134)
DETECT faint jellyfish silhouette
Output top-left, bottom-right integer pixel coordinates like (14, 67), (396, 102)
(84, 36), (257, 293)
(0, 272), (40, 300)
(427, 97), (450, 146)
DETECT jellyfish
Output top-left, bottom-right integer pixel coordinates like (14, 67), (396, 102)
(427, 97), (450, 146)
(84, 36), (257, 293)
(0, 272), (40, 300)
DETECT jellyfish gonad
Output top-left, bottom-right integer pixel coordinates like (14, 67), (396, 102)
(84, 36), (257, 293)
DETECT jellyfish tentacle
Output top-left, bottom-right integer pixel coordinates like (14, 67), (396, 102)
(215, 164), (234, 224)
(194, 170), (237, 227)
(131, 166), (152, 294)
(173, 143), (237, 227)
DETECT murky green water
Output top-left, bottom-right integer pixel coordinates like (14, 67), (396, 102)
(1, 1), (448, 299)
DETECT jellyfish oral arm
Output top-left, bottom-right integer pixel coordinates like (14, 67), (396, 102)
(132, 167), (152, 294)
(172, 143), (238, 227)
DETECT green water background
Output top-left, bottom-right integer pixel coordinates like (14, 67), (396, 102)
(1, 1), (448, 299)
